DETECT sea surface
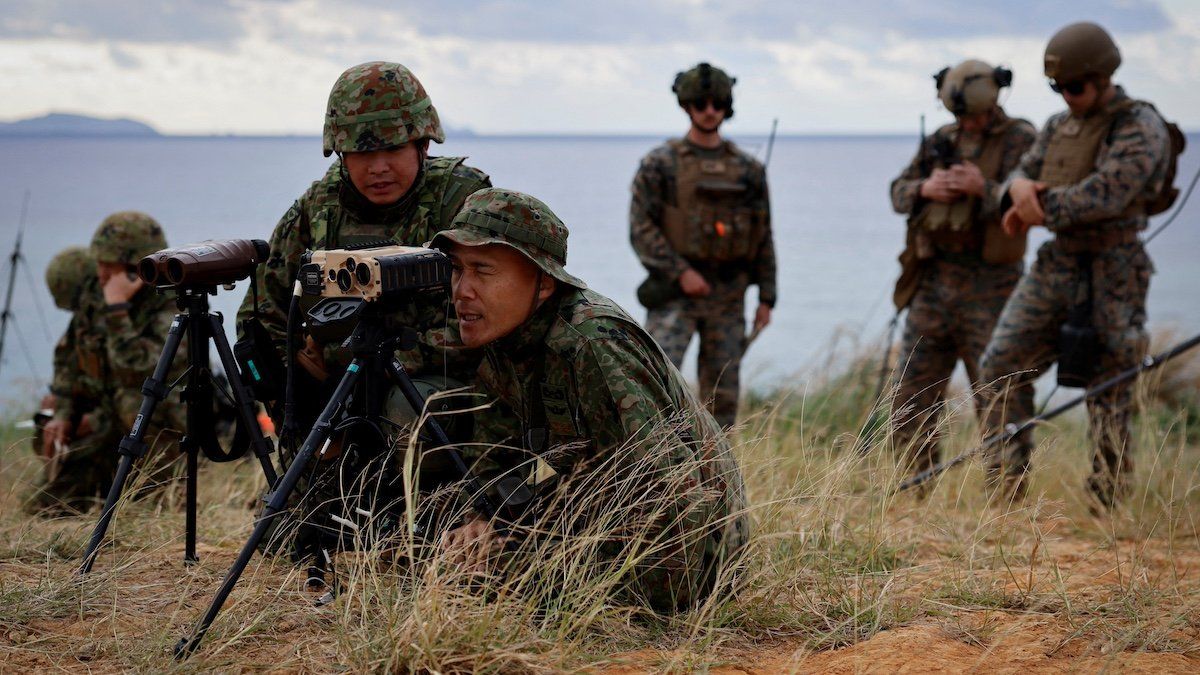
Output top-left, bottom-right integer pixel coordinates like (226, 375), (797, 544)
(1, 134), (1197, 413)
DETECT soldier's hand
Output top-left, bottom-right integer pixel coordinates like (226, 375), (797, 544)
(678, 268), (712, 298)
(1009, 178), (1046, 226)
(753, 304), (771, 333)
(102, 270), (145, 305)
(947, 162), (986, 197)
(40, 393), (56, 410)
(1002, 207), (1032, 237)
(297, 336), (329, 382)
(42, 419), (71, 459)
(76, 413), (95, 439)
(919, 169), (958, 203)
(440, 514), (505, 574)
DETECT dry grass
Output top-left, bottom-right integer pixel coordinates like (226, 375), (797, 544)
(0, 340), (1198, 672)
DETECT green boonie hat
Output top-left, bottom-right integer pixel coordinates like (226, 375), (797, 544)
(45, 246), (95, 311)
(673, 62), (736, 116)
(90, 211), (168, 265)
(1044, 22), (1121, 82)
(323, 61), (446, 157)
(431, 188), (587, 290)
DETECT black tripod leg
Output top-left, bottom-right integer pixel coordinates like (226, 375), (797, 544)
(183, 304), (214, 565)
(80, 313), (188, 575)
(174, 357), (364, 660)
(207, 314), (279, 486)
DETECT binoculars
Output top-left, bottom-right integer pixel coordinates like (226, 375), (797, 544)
(139, 239), (270, 287)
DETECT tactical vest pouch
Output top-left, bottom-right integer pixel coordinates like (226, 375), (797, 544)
(981, 219), (1027, 264)
(637, 273), (683, 309)
(1057, 322), (1099, 388)
(914, 198), (977, 233)
(1142, 106), (1186, 216)
(663, 141), (764, 263)
(1057, 256), (1100, 387)
(235, 318), (285, 402)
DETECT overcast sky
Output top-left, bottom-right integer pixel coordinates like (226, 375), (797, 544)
(2, 0), (1198, 135)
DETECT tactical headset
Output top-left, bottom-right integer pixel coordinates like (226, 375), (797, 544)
(933, 63), (1013, 116)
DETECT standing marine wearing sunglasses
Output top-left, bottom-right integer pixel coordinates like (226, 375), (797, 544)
(980, 22), (1178, 509)
(629, 62), (777, 429)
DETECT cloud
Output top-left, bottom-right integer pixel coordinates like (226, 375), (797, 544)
(0, 0), (1196, 134)
(0, 0), (246, 44)
(345, 0), (1169, 43)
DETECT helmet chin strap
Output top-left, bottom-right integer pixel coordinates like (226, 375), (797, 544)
(526, 270), (546, 323)
(336, 142), (429, 208)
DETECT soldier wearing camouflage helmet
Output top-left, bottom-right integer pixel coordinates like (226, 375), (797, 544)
(887, 59), (1036, 485)
(236, 61), (490, 441)
(430, 187), (748, 611)
(29, 214), (185, 512)
(26, 247), (114, 514)
(630, 61), (775, 428)
(980, 22), (1175, 507)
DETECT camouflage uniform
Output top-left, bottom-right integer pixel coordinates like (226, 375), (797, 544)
(235, 62), (489, 422)
(631, 139), (775, 427)
(93, 212), (187, 492)
(888, 106), (1036, 476)
(433, 189), (749, 612)
(27, 252), (121, 513)
(233, 64), (488, 556)
(28, 215), (186, 512)
(981, 86), (1170, 504)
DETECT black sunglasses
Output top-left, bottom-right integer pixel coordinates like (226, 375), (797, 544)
(688, 98), (731, 112)
(1049, 79), (1087, 96)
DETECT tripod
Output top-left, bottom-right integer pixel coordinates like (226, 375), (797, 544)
(79, 286), (281, 574)
(174, 298), (490, 659)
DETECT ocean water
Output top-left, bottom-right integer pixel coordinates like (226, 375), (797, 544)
(1, 134), (1197, 411)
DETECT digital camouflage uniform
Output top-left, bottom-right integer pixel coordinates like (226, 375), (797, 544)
(981, 85), (1169, 504)
(235, 61), (489, 428)
(433, 189), (749, 612)
(888, 103), (1037, 477)
(631, 139), (775, 428)
(28, 216), (186, 513)
(93, 212), (188, 493)
(27, 250), (121, 513)
(233, 63), (489, 553)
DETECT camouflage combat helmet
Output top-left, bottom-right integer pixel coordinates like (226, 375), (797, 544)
(323, 61), (446, 157)
(90, 211), (167, 265)
(1044, 22), (1121, 82)
(431, 188), (586, 289)
(935, 59), (1011, 116)
(45, 246), (95, 310)
(672, 62), (736, 117)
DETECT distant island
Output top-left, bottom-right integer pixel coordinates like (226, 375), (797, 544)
(0, 112), (160, 137)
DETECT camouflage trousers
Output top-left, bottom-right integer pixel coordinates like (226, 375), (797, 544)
(980, 240), (1152, 505)
(645, 277), (748, 428)
(26, 414), (121, 515)
(893, 258), (1021, 477)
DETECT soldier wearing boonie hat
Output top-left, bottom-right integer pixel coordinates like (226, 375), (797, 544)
(431, 187), (749, 612)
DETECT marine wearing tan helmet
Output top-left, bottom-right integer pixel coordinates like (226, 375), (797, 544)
(935, 59), (1012, 117)
(1044, 21), (1121, 83)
